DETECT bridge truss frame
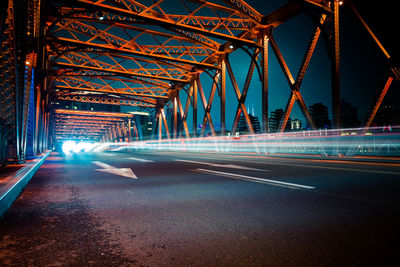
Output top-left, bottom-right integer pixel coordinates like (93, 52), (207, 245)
(0, 0), (398, 163)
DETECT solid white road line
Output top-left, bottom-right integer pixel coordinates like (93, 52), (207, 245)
(193, 168), (315, 189)
(126, 157), (154, 163)
(175, 159), (268, 171)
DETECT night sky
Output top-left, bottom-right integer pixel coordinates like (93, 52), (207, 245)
(221, 0), (399, 129)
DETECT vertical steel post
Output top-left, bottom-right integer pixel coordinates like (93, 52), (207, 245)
(331, 0), (341, 129)
(177, 93), (190, 138)
(161, 108), (170, 139)
(192, 79), (198, 137)
(220, 57), (226, 135)
(262, 30), (269, 133)
(128, 119), (131, 142)
(34, 83), (41, 154)
(158, 109), (162, 140)
(173, 96), (177, 139)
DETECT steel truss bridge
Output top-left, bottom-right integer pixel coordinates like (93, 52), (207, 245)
(0, 0), (398, 164)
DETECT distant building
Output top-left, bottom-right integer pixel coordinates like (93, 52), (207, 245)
(268, 109), (283, 132)
(290, 119), (302, 130)
(309, 103), (331, 129)
(268, 109), (291, 132)
(238, 114), (261, 134)
(128, 111), (152, 140)
(372, 99), (400, 127)
(341, 99), (360, 128)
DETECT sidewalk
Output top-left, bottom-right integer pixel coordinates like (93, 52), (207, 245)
(0, 151), (51, 217)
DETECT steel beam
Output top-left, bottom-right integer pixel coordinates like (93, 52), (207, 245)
(261, 31), (269, 133)
(192, 80), (198, 137)
(64, 0), (261, 48)
(331, 0), (340, 129)
(50, 37), (219, 70)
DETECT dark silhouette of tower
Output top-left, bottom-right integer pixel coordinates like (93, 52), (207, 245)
(309, 103), (331, 129)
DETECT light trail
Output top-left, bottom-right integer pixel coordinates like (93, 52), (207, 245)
(98, 126), (400, 158)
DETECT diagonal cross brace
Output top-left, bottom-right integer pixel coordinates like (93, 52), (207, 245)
(267, 24), (321, 131)
(231, 49), (260, 134)
(225, 56), (255, 134)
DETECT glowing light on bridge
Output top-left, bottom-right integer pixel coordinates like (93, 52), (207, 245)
(97, 127), (400, 158)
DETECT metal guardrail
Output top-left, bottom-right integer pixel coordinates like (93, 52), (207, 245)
(110, 126), (400, 158)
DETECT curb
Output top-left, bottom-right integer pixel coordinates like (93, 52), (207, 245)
(0, 150), (51, 217)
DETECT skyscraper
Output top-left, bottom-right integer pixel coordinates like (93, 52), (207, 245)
(309, 103), (331, 129)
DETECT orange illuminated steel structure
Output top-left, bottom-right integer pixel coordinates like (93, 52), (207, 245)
(53, 109), (135, 143)
(45, 0), (338, 141)
(0, 0), (398, 163)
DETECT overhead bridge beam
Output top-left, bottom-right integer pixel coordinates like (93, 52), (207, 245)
(53, 62), (190, 83)
(50, 37), (219, 70)
(63, 0), (261, 48)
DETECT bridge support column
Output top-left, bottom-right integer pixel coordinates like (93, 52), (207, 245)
(261, 31), (269, 133)
(331, 0), (341, 129)
(173, 96), (178, 139)
(176, 92), (189, 138)
(220, 57), (226, 135)
(192, 79), (198, 137)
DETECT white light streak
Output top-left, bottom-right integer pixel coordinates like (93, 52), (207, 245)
(88, 126), (400, 158)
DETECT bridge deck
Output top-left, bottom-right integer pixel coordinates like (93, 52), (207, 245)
(1, 150), (399, 265)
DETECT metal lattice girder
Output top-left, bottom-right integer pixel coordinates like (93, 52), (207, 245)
(55, 76), (169, 98)
(50, 37), (220, 70)
(45, 0), (266, 111)
(0, 0), (17, 153)
(53, 109), (134, 141)
(39, 0), (397, 146)
(52, 0), (260, 45)
(58, 95), (156, 107)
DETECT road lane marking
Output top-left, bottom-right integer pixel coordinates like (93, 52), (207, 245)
(103, 153), (116, 156)
(92, 161), (137, 179)
(175, 159), (268, 171)
(126, 157), (154, 163)
(193, 168), (315, 189)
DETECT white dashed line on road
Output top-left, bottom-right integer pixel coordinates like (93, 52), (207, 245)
(126, 157), (154, 162)
(175, 159), (268, 171)
(193, 168), (315, 190)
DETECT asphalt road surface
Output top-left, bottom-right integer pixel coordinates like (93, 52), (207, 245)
(1, 150), (400, 266)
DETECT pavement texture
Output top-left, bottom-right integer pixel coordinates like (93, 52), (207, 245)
(0, 150), (399, 266)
